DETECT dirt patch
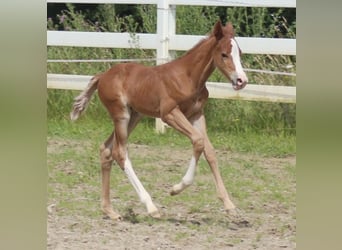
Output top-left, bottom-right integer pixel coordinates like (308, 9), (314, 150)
(47, 139), (296, 249)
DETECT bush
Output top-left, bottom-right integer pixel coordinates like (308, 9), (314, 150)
(47, 4), (296, 135)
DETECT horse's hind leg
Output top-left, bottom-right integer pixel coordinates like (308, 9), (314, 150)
(112, 109), (160, 218)
(100, 111), (143, 220)
(100, 131), (122, 220)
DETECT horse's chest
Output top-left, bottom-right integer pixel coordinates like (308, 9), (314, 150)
(180, 87), (209, 117)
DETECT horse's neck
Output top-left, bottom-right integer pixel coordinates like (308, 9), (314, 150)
(178, 36), (217, 87)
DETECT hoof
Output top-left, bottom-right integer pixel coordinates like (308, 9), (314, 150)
(170, 189), (179, 196)
(102, 209), (122, 221)
(149, 210), (161, 219)
(170, 183), (183, 196)
(226, 208), (250, 227)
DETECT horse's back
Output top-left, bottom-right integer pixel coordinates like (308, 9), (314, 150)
(97, 63), (165, 117)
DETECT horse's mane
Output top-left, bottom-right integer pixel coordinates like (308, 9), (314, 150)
(182, 34), (212, 57)
(163, 32), (214, 65)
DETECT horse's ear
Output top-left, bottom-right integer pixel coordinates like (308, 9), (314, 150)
(213, 20), (223, 40)
(226, 22), (233, 29)
(225, 22), (235, 36)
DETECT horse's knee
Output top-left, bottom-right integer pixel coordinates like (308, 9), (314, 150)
(193, 136), (204, 153)
(100, 144), (113, 169)
(100, 145), (111, 157)
(112, 147), (126, 170)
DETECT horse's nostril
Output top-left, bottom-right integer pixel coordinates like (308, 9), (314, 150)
(237, 78), (243, 85)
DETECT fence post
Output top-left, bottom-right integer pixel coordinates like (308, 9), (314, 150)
(155, 0), (176, 133)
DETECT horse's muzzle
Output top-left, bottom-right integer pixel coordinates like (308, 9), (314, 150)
(232, 77), (247, 90)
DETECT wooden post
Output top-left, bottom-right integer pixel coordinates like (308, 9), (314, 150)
(155, 0), (176, 133)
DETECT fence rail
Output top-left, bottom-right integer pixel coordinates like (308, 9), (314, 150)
(47, 73), (296, 103)
(47, 31), (296, 55)
(47, 0), (296, 8)
(47, 0), (296, 132)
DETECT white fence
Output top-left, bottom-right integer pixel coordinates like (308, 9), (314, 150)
(47, 0), (296, 132)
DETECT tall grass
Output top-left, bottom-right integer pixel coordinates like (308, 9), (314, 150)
(47, 4), (296, 137)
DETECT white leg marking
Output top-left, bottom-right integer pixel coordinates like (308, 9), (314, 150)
(182, 118), (202, 186)
(171, 156), (197, 195)
(124, 155), (158, 214)
(182, 156), (196, 186)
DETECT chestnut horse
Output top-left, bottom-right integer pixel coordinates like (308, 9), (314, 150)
(71, 21), (248, 220)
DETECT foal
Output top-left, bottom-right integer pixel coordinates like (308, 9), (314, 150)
(71, 20), (248, 220)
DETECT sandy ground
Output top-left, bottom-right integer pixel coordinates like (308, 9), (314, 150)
(47, 140), (296, 249)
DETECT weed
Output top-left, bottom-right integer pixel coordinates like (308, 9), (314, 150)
(47, 4), (296, 136)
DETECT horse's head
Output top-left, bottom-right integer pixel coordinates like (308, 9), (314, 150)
(212, 21), (248, 91)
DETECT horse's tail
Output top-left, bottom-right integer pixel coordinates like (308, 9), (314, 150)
(70, 74), (101, 121)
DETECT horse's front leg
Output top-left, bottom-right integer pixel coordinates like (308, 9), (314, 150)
(162, 107), (205, 196)
(192, 114), (239, 217)
(170, 156), (197, 196)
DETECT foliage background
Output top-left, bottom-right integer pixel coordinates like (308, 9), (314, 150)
(47, 4), (296, 136)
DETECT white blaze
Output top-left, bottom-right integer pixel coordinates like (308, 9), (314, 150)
(230, 38), (248, 84)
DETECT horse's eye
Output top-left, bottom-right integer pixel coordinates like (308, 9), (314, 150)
(221, 53), (229, 58)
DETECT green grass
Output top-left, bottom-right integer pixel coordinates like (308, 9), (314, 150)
(48, 156), (295, 248)
(47, 116), (295, 221)
(47, 4), (296, 138)
(48, 116), (295, 157)
(47, 92), (295, 230)
(48, 119), (295, 221)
